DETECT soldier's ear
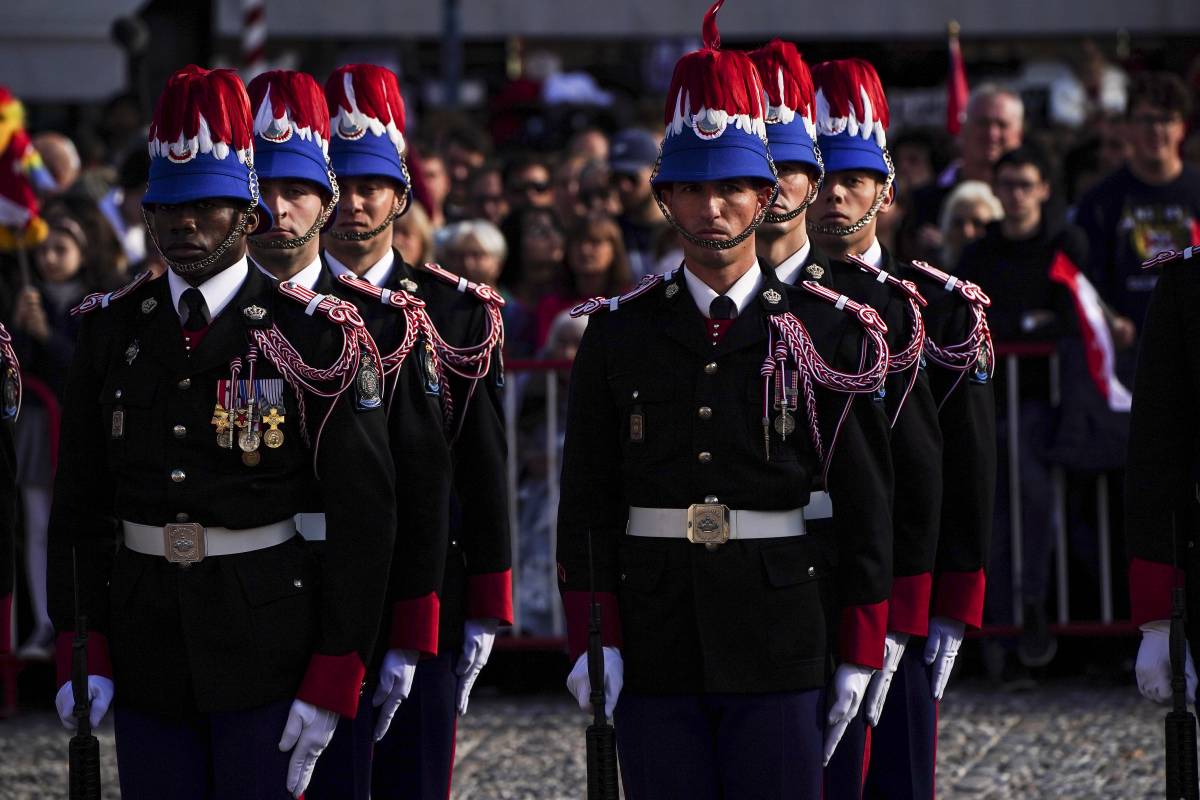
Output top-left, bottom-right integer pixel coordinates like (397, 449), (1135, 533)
(246, 207), (267, 235)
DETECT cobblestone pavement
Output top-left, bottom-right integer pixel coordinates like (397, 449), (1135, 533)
(0, 679), (1166, 799)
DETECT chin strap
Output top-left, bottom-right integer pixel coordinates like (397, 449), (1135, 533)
(326, 160), (413, 242)
(805, 149), (895, 238)
(763, 142), (825, 224)
(249, 166), (341, 251)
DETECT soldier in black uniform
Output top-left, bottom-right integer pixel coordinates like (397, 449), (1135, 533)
(46, 66), (397, 800)
(239, 69), (454, 800)
(0, 323), (18, 656)
(557, 5), (895, 797)
(805, 58), (996, 799)
(1128, 246), (1200, 709)
(318, 64), (512, 800)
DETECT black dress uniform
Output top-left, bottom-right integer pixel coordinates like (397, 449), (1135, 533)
(0, 323), (18, 654)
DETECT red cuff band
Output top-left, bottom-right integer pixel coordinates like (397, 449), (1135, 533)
(889, 573), (933, 637)
(1129, 558), (1184, 627)
(55, 631), (113, 687)
(297, 652), (367, 719)
(838, 601), (889, 670)
(389, 592), (441, 656)
(466, 570), (514, 626)
(0, 594), (10, 656)
(563, 590), (623, 661)
(933, 569), (987, 628)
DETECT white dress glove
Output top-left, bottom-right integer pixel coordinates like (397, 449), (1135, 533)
(924, 616), (967, 700)
(371, 648), (420, 741)
(823, 663), (874, 766)
(456, 618), (499, 716)
(1136, 620), (1198, 705)
(277, 699), (338, 798)
(566, 646), (623, 721)
(863, 632), (909, 726)
(55, 676), (114, 731)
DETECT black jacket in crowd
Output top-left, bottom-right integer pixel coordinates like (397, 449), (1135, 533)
(0, 325), (15, 655)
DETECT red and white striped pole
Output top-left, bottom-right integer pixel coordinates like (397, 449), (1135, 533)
(242, 0), (267, 80)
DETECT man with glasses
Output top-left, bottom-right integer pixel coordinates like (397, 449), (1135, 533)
(609, 128), (668, 279)
(503, 153), (555, 212)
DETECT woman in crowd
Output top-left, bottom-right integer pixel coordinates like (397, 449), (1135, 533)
(393, 200), (436, 267)
(438, 218), (507, 287)
(939, 179), (1005, 269)
(500, 206), (567, 357)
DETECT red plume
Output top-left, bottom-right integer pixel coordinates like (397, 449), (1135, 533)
(662, 0), (766, 129)
(811, 59), (890, 136)
(149, 65), (252, 156)
(325, 64), (406, 135)
(248, 70), (330, 140)
(749, 39), (815, 117)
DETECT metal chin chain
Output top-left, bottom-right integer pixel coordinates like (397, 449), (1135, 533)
(249, 166), (342, 251)
(650, 144), (781, 252)
(806, 148), (895, 238)
(326, 158), (413, 242)
(144, 159), (262, 276)
(763, 142), (825, 225)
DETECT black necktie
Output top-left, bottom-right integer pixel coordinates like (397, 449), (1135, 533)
(180, 288), (209, 332)
(709, 295), (737, 320)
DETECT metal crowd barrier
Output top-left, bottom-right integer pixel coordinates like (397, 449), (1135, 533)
(498, 346), (1131, 647)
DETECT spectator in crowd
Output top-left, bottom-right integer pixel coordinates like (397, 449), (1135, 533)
(938, 180), (1004, 269)
(500, 206), (567, 356)
(578, 160), (622, 217)
(567, 127), (609, 162)
(441, 122), (491, 220)
(608, 128), (666, 279)
(99, 147), (150, 267)
(418, 149), (450, 228)
(9, 196), (125, 657)
(554, 154), (591, 225)
(890, 127), (954, 255)
(1074, 71), (1200, 336)
(393, 200), (435, 267)
(903, 85), (1025, 262)
(31, 131), (81, 195)
(437, 218), (507, 287)
(504, 153), (556, 212)
(533, 212), (632, 347)
(957, 144), (1088, 681)
(514, 310), (589, 636)
(1062, 112), (1131, 210)
(466, 163), (510, 226)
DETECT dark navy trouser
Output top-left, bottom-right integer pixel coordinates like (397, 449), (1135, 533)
(306, 687), (377, 800)
(371, 650), (459, 799)
(113, 697), (294, 800)
(614, 689), (824, 800)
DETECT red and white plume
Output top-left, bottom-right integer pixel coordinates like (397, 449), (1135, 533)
(812, 59), (890, 147)
(749, 39), (817, 139)
(148, 65), (254, 165)
(248, 71), (330, 155)
(663, 0), (767, 142)
(325, 64), (407, 156)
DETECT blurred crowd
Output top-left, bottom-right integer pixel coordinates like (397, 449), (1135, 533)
(3, 53), (1200, 686)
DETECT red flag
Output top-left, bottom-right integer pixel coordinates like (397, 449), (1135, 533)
(1048, 251), (1132, 412)
(946, 21), (968, 136)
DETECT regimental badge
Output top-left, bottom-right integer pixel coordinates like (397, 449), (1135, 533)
(110, 407), (125, 439)
(399, 278), (418, 293)
(141, 298), (158, 314)
(125, 340), (140, 365)
(242, 305), (268, 323)
(971, 348), (990, 384)
(356, 362), (383, 410)
(805, 264), (825, 280)
(665, 283), (680, 299)
(762, 288), (782, 305)
(420, 341), (441, 397)
(1, 367), (17, 421)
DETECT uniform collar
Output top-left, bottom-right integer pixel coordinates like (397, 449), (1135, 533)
(326, 248), (395, 287)
(167, 256), (248, 323)
(859, 238), (884, 269)
(773, 239), (814, 286)
(683, 260), (763, 319)
(290, 255), (324, 291)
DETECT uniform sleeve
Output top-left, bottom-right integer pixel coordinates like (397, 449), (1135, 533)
(452, 317), (513, 626)
(46, 314), (118, 683)
(1125, 264), (1196, 626)
(820, 332), (895, 670)
(0, 417), (15, 654)
(298, 359), (397, 718)
(384, 357), (451, 657)
(556, 316), (625, 661)
(930, 298), (996, 628)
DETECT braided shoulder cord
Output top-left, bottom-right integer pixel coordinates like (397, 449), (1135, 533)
(0, 323), (21, 420)
(69, 270), (153, 317)
(906, 260), (994, 378)
(569, 273), (664, 318)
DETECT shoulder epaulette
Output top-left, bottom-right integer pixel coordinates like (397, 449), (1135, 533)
(336, 273), (427, 311)
(846, 254), (927, 308)
(417, 261), (506, 308)
(69, 270), (153, 317)
(907, 260), (991, 308)
(278, 279), (368, 329)
(570, 273), (665, 318)
(845, 254), (925, 377)
(0, 322), (21, 422)
(799, 279), (889, 336)
(1142, 246), (1197, 270)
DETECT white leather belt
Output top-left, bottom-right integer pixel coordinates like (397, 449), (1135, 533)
(627, 505), (807, 545)
(294, 513), (327, 542)
(804, 491), (833, 521)
(123, 519), (296, 564)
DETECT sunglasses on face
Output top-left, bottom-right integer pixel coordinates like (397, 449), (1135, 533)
(513, 182), (552, 194)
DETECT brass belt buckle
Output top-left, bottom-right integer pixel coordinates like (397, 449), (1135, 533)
(687, 503), (730, 548)
(164, 523), (206, 564)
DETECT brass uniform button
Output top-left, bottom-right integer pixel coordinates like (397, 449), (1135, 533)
(704, 362), (718, 375)
(173, 424), (187, 438)
(698, 452), (712, 464)
(177, 378), (192, 390)
(698, 406), (713, 420)
(170, 468), (186, 483)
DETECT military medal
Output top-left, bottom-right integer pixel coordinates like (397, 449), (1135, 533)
(111, 406), (126, 439)
(774, 410), (795, 437)
(262, 405), (285, 448)
(211, 402), (231, 447)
